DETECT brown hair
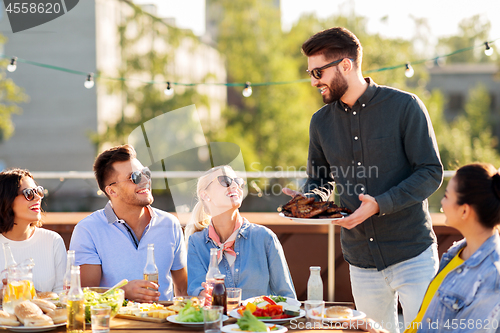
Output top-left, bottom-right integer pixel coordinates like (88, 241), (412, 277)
(454, 163), (500, 229)
(0, 168), (43, 233)
(94, 144), (137, 197)
(302, 27), (363, 67)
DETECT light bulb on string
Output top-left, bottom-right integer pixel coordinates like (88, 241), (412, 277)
(405, 63), (414, 78)
(484, 42), (494, 56)
(84, 73), (94, 89)
(242, 82), (252, 97)
(7, 57), (17, 72)
(164, 82), (174, 96)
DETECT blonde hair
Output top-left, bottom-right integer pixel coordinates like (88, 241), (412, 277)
(184, 165), (233, 243)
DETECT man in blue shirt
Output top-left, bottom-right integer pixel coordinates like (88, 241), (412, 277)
(70, 144), (187, 302)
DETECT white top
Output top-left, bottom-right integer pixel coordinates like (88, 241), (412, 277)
(0, 228), (67, 293)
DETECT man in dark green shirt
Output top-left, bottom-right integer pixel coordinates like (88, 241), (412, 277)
(284, 27), (443, 333)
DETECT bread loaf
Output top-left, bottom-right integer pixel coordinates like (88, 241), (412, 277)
(325, 306), (353, 319)
(46, 308), (66, 324)
(36, 291), (59, 300)
(31, 299), (56, 313)
(0, 310), (21, 326)
(14, 301), (43, 325)
(23, 314), (54, 327)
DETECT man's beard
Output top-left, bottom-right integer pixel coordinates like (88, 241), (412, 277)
(322, 70), (348, 104)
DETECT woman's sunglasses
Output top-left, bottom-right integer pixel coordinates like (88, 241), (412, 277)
(108, 167), (152, 187)
(205, 175), (245, 190)
(21, 186), (45, 201)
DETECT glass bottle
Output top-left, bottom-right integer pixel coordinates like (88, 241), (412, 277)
(63, 250), (76, 292)
(211, 274), (227, 315)
(307, 266), (323, 301)
(67, 265), (85, 333)
(143, 244), (159, 290)
(2, 243), (17, 313)
(205, 248), (220, 305)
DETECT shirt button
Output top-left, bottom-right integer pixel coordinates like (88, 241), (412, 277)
(238, 235), (241, 238)
(456, 268), (462, 273)
(353, 111), (357, 115)
(236, 252), (239, 255)
(452, 303), (459, 310)
(354, 136), (358, 140)
(361, 187), (364, 192)
(362, 104), (366, 107)
(369, 238), (373, 242)
(345, 108), (348, 112)
(235, 269), (239, 272)
(357, 162), (361, 166)
(426, 318), (431, 323)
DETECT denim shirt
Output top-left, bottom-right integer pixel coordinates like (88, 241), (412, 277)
(187, 219), (296, 300)
(418, 232), (500, 332)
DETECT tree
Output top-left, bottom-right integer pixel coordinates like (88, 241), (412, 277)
(437, 15), (495, 63)
(0, 35), (29, 142)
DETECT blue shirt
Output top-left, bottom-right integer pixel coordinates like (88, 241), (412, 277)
(187, 219), (296, 300)
(69, 202), (187, 300)
(418, 231), (500, 332)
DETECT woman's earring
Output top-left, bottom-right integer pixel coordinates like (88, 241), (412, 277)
(206, 198), (210, 202)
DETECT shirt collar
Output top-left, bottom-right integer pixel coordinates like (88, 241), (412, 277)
(337, 77), (378, 112)
(444, 230), (500, 268)
(104, 201), (157, 226)
(204, 218), (250, 243)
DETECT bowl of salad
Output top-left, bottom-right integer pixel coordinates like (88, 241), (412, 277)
(83, 287), (125, 323)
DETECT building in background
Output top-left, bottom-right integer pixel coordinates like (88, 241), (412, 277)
(426, 63), (500, 133)
(0, 0), (226, 211)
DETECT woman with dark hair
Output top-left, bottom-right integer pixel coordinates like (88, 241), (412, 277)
(405, 163), (500, 332)
(0, 168), (66, 293)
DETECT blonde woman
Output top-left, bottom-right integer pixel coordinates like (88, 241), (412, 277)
(186, 165), (296, 300)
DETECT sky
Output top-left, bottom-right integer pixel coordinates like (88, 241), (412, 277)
(133, 0), (500, 45)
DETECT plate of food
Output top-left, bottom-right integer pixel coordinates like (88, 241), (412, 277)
(278, 195), (351, 224)
(278, 212), (348, 224)
(222, 323), (288, 333)
(0, 323), (66, 333)
(230, 296), (304, 324)
(166, 314), (229, 327)
(321, 306), (366, 323)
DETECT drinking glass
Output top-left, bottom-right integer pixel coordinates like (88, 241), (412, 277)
(203, 306), (223, 333)
(91, 304), (111, 333)
(226, 288), (241, 312)
(304, 300), (324, 329)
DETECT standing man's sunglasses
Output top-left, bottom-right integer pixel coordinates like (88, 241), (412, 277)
(21, 186), (45, 201)
(205, 176), (245, 190)
(306, 58), (354, 80)
(107, 167), (152, 187)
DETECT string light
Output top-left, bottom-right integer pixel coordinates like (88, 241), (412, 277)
(1, 37), (498, 90)
(84, 73), (94, 89)
(405, 63), (414, 78)
(164, 82), (174, 96)
(7, 57), (17, 72)
(242, 81), (252, 97)
(484, 42), (494, 56)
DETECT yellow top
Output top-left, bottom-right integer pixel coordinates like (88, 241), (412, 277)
(404, 250), (464, 333)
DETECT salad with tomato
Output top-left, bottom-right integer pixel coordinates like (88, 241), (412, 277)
(236, 296), (301, 320)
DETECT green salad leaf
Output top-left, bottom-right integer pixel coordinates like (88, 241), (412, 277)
(237, 310), (268, 332)
(269, 296), (287, 303)
(176, 300), (204, 322)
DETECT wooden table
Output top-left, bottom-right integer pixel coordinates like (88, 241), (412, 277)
(48, 314), (369, 333)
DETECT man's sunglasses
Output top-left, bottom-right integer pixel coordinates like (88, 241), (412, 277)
(21, 186), (45, 201)
(306, 58), (354, 80)
(205, 175), (245, 190)
(108, 167), (152, 187)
